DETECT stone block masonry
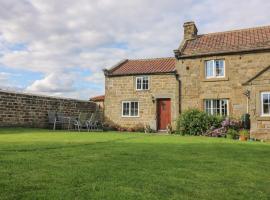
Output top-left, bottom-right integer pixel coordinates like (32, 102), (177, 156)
(0, 90), (97, 128)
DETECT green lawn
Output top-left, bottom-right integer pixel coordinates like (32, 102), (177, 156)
(0, 128), (269, 200)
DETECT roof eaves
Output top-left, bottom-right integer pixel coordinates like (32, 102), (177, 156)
(179, 47), (270, 59)
(106, 71), (177, 77)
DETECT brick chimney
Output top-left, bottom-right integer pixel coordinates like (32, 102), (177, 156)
(183, 21), (198, 40)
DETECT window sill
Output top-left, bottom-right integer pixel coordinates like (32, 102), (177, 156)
(121, 116), (140, 118)
(135, 90), (150, 92)
(202, 77), (229, 82)
(257, 116), (270, 121)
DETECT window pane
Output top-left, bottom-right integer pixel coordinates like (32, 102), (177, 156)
(215, 60), (225, 77)
(216, 100), (221, 115)
(263, 104), (269, 114)
(212, 100), (217, 115)
(130, 102), (138, 116)
(262, 93), (270, 115)
(263, 94), (269, 104)
(204, 100), (211, 115)
(136, 78), (142, 90)
(205, 60), (214, 78)
(143, 77), (149, 90)
(221, 100), (228, 116)
(123, 102), (130, 116)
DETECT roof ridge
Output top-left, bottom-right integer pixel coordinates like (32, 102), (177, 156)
(199, 24), (270, 37)
(128, 57), (175, 61)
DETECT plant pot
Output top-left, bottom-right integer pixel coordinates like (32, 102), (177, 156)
(239, 135), (247, 141)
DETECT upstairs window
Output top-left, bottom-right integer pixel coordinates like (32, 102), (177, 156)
(136, 76), (149, 90)
(122, 101), (139, 117)
(205, 60), (225, 79)
(261, 92), (270, 116)
(204, 99), (229, 116)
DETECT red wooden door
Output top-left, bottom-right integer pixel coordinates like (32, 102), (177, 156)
(157, 99), (171, 130)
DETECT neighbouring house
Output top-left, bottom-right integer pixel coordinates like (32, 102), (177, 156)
(90, 95), (105, 109)
(103, 58), (179, 131)
(104, 21), (270, 139)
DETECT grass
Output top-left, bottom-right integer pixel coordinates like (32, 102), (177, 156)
(0, 128), (269, 200)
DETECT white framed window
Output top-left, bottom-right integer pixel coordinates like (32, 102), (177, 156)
(261, 92), (270, 116)
(122, 101), (139, 117)
(204, 99), (229, 116)
(205, 60), (225, 79)
(136, 76), (149, 90)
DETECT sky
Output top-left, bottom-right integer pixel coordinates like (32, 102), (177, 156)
(0, 0), (270, 100)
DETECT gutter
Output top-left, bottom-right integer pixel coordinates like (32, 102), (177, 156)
(105, 71), (177, 77)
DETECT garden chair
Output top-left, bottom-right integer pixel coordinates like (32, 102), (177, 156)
(56, 113), (71, 130)
(88, 112), (104, 131)
(48, 111), (63, 130)
(87, 113), (98, 131)
(73, 112), (89, 132)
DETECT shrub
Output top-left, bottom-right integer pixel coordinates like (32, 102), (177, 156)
(176, 109), (212, 135)
(226, 128), (239, 139)
(208, 115), (224, 128)
(132, 123), (145, 132)
(221, 118), (242, 130)
(205, 126), (227, 137)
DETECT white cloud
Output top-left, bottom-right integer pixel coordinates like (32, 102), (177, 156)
(0, 0), (269, 99)
(25, 72), (75, 93)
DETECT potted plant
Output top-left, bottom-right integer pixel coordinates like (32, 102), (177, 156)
(239, 129), (249, 141)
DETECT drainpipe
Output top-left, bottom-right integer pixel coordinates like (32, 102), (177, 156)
(243, 90), (250, 114)
(175, 73), (181, 114)
(246, 97), (249, 113)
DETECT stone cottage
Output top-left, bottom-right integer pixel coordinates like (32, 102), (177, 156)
(104, 22), (270, 139)
(104, 58), (179, 131)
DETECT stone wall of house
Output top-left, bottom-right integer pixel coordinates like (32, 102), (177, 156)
(0, 90), (97, 128)
(104, 74), (179, 130)
(246, 68), (270, 139)
(176, 51), (270, 139)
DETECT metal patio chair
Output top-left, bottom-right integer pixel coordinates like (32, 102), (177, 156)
(48, 111), (59, 130)
(56, 113), (71, 130)
(87, 112), (104, 131)
(73, 112), (89, 132)
(87, 113), (98, 131)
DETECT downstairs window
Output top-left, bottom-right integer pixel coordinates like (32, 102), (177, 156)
(122, 101), (139, 117)
(261, 92), (270, 116)
(204, 99), (229, 116)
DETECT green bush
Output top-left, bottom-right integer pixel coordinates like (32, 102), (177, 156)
(208, 115), (225, 128)
(176, 109), (212, 135)
(226, 128), (239, 139)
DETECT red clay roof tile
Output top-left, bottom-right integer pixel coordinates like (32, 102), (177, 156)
(107, 57), (176, 76)
(181, 25), (270, 56)
(90, 95), (105, 101)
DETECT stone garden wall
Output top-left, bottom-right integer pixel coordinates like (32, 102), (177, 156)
(0, 90), (97, 128)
